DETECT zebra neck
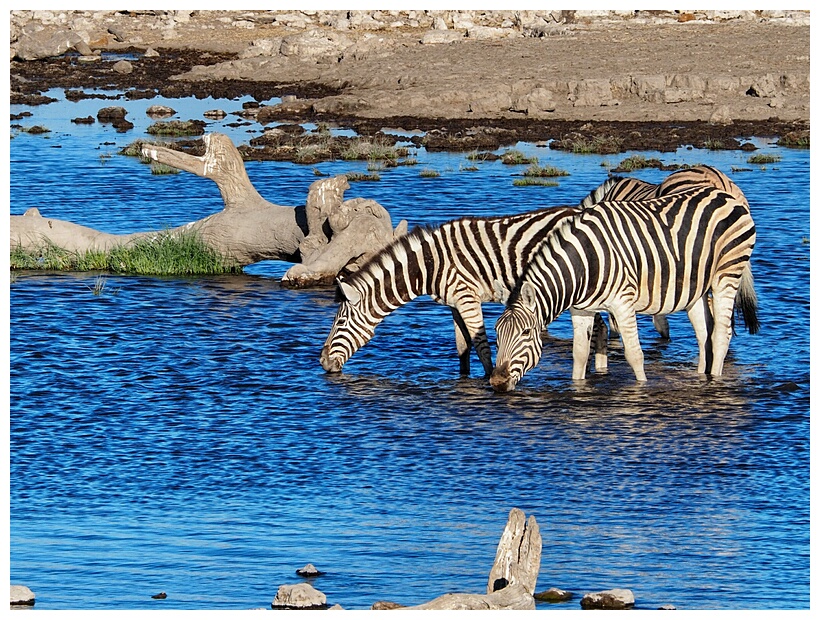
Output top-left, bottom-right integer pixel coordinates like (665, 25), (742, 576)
(525, 260), (578, 328)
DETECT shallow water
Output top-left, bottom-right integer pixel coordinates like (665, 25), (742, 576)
(9, 92), (810, 610)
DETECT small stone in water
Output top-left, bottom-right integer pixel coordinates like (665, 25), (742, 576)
(534, 587), (573, 602)
(296, 563), (325, 577)
(151, 591), (167, 599)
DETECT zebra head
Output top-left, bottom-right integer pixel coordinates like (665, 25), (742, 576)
(490, 281), (543, 392)
(320, 278), (375, 373)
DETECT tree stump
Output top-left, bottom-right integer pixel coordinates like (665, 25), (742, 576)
(10, 132), (405, 285)
(407, 508), (542, 610)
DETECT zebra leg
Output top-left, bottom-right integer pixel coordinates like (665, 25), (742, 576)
(451, 308), (472, 377)
(570, 309), (596, 380)
(608, 313), (621, 339)
(453, 302), (494, 377)
(653, 314), (671, 340)
(687, 295), (714, 374)
(708, 284), (739, 377)
(593, 312), (608, 372)
(609, 305), (647, 381)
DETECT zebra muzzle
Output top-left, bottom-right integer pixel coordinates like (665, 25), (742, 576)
(489, 363), (517, 392)
(319, 347), (343, 373)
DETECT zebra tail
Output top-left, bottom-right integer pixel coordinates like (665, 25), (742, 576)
(735, 263), (760, 335)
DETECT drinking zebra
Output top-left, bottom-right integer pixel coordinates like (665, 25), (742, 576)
(320, 165), (746, 378)
(320, 205), (582, 377)
(489, 185), (758, 391)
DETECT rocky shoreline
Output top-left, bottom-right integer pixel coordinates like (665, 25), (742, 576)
(9, 9), (810, 154)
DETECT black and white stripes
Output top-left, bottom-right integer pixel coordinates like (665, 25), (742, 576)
(490, 184), (758, 391)
(320, 206), (579, 376)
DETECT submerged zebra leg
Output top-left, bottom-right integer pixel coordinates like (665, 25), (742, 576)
(653, 315), (671, 340)
(452, 302), (494, 377)
(451, 308), (472, 376)
(593, 312), (608, 372)
(708, 283), (740, 376)
(570, 309), (596, 380)
(609, 305), (646, 381)
(687, 295), (714, 374)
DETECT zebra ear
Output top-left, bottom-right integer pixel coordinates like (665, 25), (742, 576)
(493, 279), (510, 304)
(338, 280), (361, 305)
(520, 282), (539, 313)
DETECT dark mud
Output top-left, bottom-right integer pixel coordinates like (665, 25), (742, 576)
(10, 48), (810, 159)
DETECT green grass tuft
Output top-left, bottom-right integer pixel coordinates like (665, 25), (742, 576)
(500, 149), (538, 165)
(11, 230), (240, 275)
(522, 163), (569, 177)
(747, 153), (781, 164)
(513, 178), (560, 187)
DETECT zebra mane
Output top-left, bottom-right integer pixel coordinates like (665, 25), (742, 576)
(336, 223), (436, 293)
(578, 175), (629, 208)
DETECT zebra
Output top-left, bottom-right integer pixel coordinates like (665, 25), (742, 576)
(320, 166), (745, 379)
(320, 205), (582, 377)
(577, 165), (750, 343)
(489, 184), (759, 391)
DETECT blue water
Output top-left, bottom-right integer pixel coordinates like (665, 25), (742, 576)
(9, 92), (810, 610)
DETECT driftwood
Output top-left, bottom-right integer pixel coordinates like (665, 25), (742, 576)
(9, 132), (406, 286)
(406, 508), (542, 610)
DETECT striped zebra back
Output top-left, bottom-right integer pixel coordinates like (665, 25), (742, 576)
(579, 175), (659, 207)
(657, 165), (749, 206)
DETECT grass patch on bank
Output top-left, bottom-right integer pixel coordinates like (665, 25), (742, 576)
(500, 149), (538, 165)
(513, 178), (560, 187)
(747, 153), (781, 165)
(10, 230), (241, 275)
(522, 163), (569, 177)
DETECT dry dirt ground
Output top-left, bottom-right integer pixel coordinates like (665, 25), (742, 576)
(10, 11), (810, 154)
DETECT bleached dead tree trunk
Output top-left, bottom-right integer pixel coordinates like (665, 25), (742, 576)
(406, 508), (542, 610)
(10, 133), (406, 286)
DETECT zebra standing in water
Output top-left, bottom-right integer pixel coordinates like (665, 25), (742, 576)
(490, 184), (759, 391)
(320, 205), (582, 377)
(320, 166), (744, 378)
(576, 165), (750, 342)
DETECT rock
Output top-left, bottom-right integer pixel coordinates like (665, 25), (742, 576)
(511, 87), (556, 115)
(534, 587), (573, 602)
(97, 106), (128, 122)
(372, 600), (405, 609)
(239, 38), (282, 58)
(10, 584), (35, 606)
(632, 75), (667, 103)
(146, 105), (176, 118)
(569, 78), (620, 107)
(468, 25), (513, 40)
(151, 591), (167, 599)
(107, 26), (125, 42)
(658, 604), (677, 610)
(112, 60), (133, 74)
(709, 104), (733, 125)
(203, 109), (227, 119)
(15, 29), (86, 60)
(579, 588), (635, 609)
(144, 47), (159, 58)
(295, 563), (325, 577)
(73, 39), (93, 56)
(421, 30), (464, 44)
(271, 582), (327, 609)
(280, 29), (352, 62)
(328, 603), (345, 609)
